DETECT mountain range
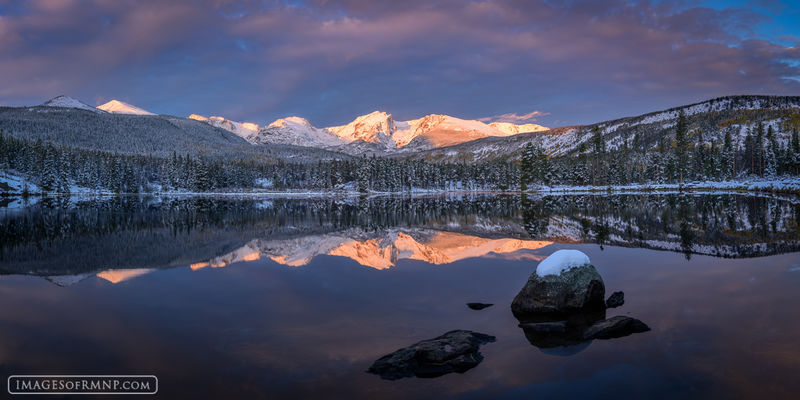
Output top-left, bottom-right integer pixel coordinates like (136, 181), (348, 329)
(5, 94), (799, 163)
(191, 110), (549, 153)
(39, 96), (548, 154)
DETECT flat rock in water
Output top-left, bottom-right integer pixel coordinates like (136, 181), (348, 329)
(518, 321), (567, 333)
(467, 303), (493, 310)
(606, 291), (625, 308)
(367, 330), (496, 380)
(582, 316), (650, 340)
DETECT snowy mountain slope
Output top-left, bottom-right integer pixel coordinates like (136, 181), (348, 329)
(488, 122), (548, 135)
(189, 114), (259, 141)
(255, 117), (344, 147)
(397, 114), (513, 148)
(327, 111), (396, 146)
(41, 96), (103, 113)
(98, 100), (155, 115)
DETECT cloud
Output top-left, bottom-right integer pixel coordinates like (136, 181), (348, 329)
(0, 0), (798, 126)
(479, 110), (550, 124)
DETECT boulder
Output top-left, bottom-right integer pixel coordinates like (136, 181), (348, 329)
(367, 330), (496, 380)
(511, 263), (605, 318)
(582, 316), (650, 340)
(605, 291), (624, 308)
(466, 302), (493, 310)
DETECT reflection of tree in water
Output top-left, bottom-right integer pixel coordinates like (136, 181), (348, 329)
(677, 196), (696, 260)
(1, 194), (799, 276)
(521, 195), (550, 237)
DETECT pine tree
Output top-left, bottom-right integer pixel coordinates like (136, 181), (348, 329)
(591, 127), (605, 186)
(722, 129), (735, 179)
(674, 110), (691, 183)
(764, 125), (777, 177)
(520, 142), (535, 191)
(792, 129), (800, 175)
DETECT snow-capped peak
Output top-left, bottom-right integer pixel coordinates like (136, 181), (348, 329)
(268, 116), (315, 130)
(326, 111), (396, 145)
(41, 95), (102, 113)
(97, 99), (155, 115)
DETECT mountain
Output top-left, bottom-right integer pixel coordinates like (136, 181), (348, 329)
(410, 95), (800, 162)
(0, 105), (350, 161)
(97, 99), (155, 115)
(253, 117), (343, 147)
(327, 111), (396, 147)
(189, 114), (259, 141)
(41, 95), (102, 113)
(199, 110), (551, 154)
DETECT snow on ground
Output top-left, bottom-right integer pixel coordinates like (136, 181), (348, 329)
(536, 249), (591, 277)
(0, 171), (39, 193)
(537, 178), (800, 193)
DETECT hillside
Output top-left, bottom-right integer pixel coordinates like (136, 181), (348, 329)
(0, 106), (349, 162)
(411, 95), (800, 162)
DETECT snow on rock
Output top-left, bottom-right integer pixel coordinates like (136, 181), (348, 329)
(535, 249), (591, 277)
(97, 99), (155, 115)
(41, 96), (103, 113)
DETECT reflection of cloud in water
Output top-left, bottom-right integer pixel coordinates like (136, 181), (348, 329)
(189, 230), (552, 270)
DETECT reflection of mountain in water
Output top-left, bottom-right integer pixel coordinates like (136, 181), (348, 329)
(1, 194), (798, 282)
(191, 229), (552, 270)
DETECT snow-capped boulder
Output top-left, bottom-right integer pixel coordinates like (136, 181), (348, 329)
(511, 250), (605, 317)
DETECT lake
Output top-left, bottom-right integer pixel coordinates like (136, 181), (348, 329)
(1, 193), (799, 398)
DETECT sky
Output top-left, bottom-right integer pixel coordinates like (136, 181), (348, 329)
(0, 0), (799, 128)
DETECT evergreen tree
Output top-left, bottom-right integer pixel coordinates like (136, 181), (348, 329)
(520, 143), (535, 191)
(674, 110), (691, 183)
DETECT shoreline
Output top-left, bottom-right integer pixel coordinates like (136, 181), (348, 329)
(2, 179), (800, 199)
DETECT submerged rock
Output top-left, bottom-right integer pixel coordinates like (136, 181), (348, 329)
(367, 330), (496, 380)
(582, 316), (650, 340)
(511, 262), (605, 318)
(466, 302), (493, 310)
(518, 321), (567, 333)
(518, 308), (606, 352)
(605, 291), (625, 308)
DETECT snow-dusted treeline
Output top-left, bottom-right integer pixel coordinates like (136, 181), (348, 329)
(518, 111), (800, 188)
(1, 109), (799, 195)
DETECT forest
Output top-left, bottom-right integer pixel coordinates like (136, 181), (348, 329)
(1, 111), (799, 194)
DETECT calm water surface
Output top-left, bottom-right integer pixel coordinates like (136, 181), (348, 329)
(1, 194), (799, 399)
